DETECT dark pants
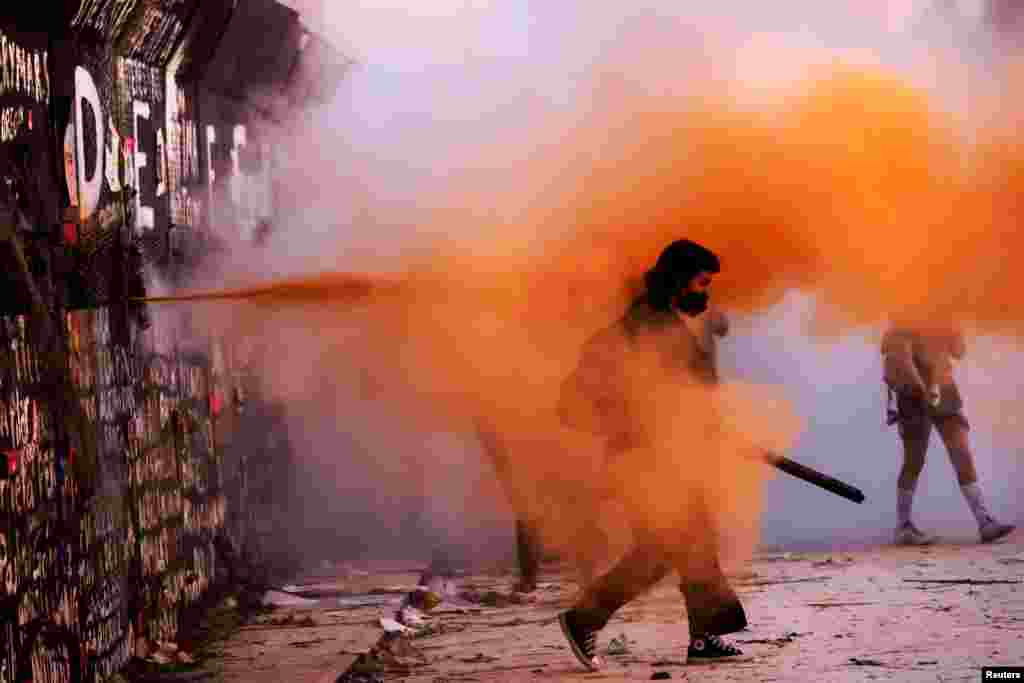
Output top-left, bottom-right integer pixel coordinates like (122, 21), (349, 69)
(574, 484), (746, 637)
(475, 418), (544, 587)
(514, 518), (542, 587)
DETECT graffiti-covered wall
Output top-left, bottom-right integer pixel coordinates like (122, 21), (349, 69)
(0, 2), (350, 682)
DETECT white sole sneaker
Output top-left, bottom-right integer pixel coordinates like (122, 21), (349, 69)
(980, 521), (1016, 544)
(894, 524), (937, 546)
(558, 612), (603, 672)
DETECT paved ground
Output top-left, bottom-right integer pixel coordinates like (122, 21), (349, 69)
(203, 532), (1024, 682)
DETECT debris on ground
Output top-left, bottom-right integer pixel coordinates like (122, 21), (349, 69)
(336, 595), (400, 609)
(398, 606), (429, 627)
(339, 632), (429, 680)
(405, 588), (443, 611)
(261, 590), (319, 607)
(144, 641), (194, 666)
(255, 613), (318, 628)
(807, 602), (876, 608)
(379, 617), (412, 635)
(459, 653), (499, 663)
(759, 552), (807, 562)
(903, 578), (1021, 586)
(456, 589), (531, 607)
(210, 539), (1024, 682)
(368, 586), (415, 595)
(738, 576), (829, 587)
(607, 634), (630, 655)
(848, 657), (886, 666)
(289, 638), (327, 648)
(335, 673), (383, 683)
(738, 631), (806, 646)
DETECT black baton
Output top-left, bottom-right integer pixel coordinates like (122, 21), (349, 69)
(761, 451), (866, 504)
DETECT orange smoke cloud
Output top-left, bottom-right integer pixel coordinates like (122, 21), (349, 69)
(196, 57), (1024, 567)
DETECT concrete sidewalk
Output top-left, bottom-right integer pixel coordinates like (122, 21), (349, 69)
(204, 533), (1024, 682)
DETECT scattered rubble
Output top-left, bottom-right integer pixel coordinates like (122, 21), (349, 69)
(759, 552), (807, 562)
(738, 631), (806, 647)
(903, 578), (1021, 586)
(607, 634), (630, 655)
(738, 576), (829, 587)
(807, 602), (876, 608)
(379, 617), (411, 635)
(849, 657), (886, 666)
(261, 590), (319, 608)
(459, 653), (499, 663)
(812, 555), (855, 568)
(457, 589), (531, 607)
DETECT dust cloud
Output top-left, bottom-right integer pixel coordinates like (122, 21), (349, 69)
(180, 2), (1024, 568)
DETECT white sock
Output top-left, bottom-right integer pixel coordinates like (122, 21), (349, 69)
(960, 482), (993, 527)
(897, 487), (915, 527)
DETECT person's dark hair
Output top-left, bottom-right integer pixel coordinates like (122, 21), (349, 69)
(643, 239), (720, 312)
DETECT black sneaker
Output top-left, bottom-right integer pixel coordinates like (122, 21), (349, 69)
(687, 633), (743, 661)
(558, 609), (603, 671)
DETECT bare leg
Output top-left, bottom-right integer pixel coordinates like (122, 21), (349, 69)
(474, 419), (545, 589)
(897, 417), (931, 491)
(893, 412), (935, 543)
(934, 417), (978, 486)
(514, 519), (542, 591)
(934, 416), (1013, 540)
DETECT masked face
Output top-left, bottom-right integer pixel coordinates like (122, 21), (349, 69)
(674, 290), (710, 315)
(674, 271), (714, 316)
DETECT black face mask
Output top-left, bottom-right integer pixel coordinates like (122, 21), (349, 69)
(674, 291), (709, 316)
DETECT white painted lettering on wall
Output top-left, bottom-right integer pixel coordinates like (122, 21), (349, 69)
(74, 66), (103, 221)
(106, 117), (122, 193)
(133, 100), (155, 231)
(0, 31), (48, 102)
(156, 128), (167, 197)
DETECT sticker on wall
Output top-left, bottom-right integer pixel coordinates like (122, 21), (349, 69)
(64, 124), (79, 208)
(106, 116), (122, 193)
